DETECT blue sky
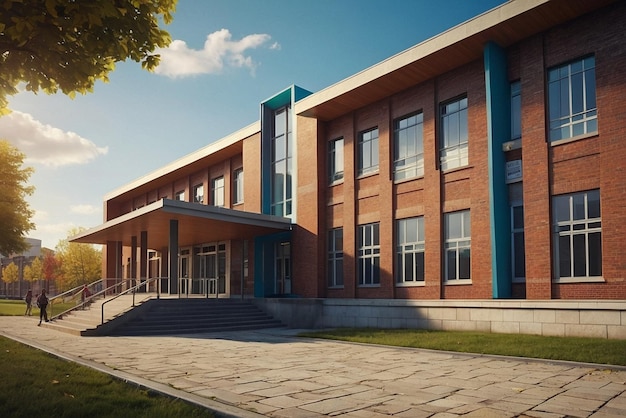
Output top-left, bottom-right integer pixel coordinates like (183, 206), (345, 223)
(0, 0), (505, 250)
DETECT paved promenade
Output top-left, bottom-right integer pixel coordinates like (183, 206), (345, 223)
(1, 316), (625, 418)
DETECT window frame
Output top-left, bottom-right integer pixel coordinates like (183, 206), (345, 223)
(357, 222), (380, 286)
(327, 228), (344, 288)
(394, 112), (424, 181)
(233, 168), (244, 205)
(192, 184), (204, 204)
(547, 56), (597, 143)
(510, 80), (521, 140)
(211, 176), (225, 208)
(552, 189), (602, 282)
(328, 137), (344, 185)
(440, 96), (469, 171)
(357, 127), (379, 177)
(396, 216), (425, 286)
(174, 190), (185, 202)
(444, 210), (471, 282)
(511, 203), (526, 282)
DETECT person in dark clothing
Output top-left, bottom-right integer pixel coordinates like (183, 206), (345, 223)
(24, 289), (33, 316)
(37, 289), (49, 326)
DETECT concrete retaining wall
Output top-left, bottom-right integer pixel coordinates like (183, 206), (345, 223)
(253, 298), (626, 340)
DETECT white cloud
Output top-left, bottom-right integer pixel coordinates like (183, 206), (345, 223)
(154, 29), (278, 78)
(0, 111), (108, 167)
(70, 204), (100, 215)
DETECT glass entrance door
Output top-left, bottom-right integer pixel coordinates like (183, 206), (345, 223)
(179, 248), (191, 296)
(274, 242), (291, 295)
(193, 243), (227, 297)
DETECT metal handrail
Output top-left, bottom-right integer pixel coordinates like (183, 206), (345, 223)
(49, 279), (123, 321)
(48, 279), (104, 319)
(101, 277), (162, 324)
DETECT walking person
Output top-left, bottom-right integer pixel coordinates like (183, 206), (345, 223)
(24, 289), (33, 316)
(37, 289), (49, 326)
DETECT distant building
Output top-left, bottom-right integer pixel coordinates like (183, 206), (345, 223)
(73, 0), (625, 307)
(0, 238), (43, 297)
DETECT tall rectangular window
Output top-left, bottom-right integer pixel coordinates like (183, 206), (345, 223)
(357, 128), (379, 176)
(396, 217), (425, 284)
(511, 204), (526, 281)
(548, 56), (597, 141)
(233, 168), (244, 204)
(328, 138), (344, 184)
(394, 112), (424, 181)
(193, 184), (204, 204)
(271, 106), (293, 216)
(444, 210), (471, 281)
(328, 228), (343, 287)
(175, 190), (185, 201)
(440, 97), (468, 171)
(211, 176), (225, 207)
(553, 190), (602, 279)
(511, 81), (521, 140)
(358, 223), (380, 286)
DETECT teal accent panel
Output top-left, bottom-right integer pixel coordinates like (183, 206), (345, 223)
(484, 42), (512, 299)
(293, 85), (313, 102)
(253, 231), (292, 297)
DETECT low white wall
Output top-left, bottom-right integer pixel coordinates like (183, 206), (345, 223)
(254, 298), (626, 340)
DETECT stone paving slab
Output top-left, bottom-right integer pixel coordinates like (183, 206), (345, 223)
(1, 316), (625, 418)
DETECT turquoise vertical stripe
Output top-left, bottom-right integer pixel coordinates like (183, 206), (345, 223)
(484, 42), (512, 299)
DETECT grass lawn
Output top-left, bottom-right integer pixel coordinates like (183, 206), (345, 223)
(0, 336), (214, 418)
(299, 328), (626, 367)
(0, 298), (86, 317)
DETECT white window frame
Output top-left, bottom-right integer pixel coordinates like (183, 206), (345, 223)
(396, 217), (425, 286)
(440, 97), (469, 171)
(552, 189), (602, 281)
(211, 176), (225, 208)
(328, 228), (343, 288)
(394, 112), (424, 181)
(358, 222), (380, 286)
(193, 184), (204, 204)
(444, 210), (471, 282)
(328, 137), (344, 184)
(547, 56), (597, 142)
(357, 128), (379, 176)
(233, 168), (244, 205)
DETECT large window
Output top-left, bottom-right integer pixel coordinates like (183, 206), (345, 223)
(444, 210), (471, 281)
(511, 81), (521, 140)
(328, 138), (344, 184)
(548, 56), (597, 142)
(271, 106), (293, 216)
(357, 128), (379, 176)
(328, 228), (343, 287)
(358, 223), (380, 286)
(193, 184), (204, 204)
(396, 217), (425, 284)
(394, 112), (424, 181)
(211, 176), (224, 207)
(553, 190), (602, 279)
(233, 168), (244, 204)
(440, 97), (468, 171)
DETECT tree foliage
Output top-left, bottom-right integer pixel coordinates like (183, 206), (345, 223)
(0, 140), (34, 255)
(0, 0), (177, 114)
(1, 261), (18, 284)
(23, 256), (42, 283)
(56, 228), (102, 290)
(42, 249), (59, 283)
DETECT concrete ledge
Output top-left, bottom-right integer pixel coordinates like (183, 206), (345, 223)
(255, 298), (626, 340)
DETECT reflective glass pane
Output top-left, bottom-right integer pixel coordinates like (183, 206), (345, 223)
(573, 234), (586, 277)
(587, 190), (600, 218)
(446, 213), (462, 239)
(558, 235), (571, 277)
(572, 193), (586, 220)
(588, 232), (602, 276)
(459, 248), (470, 279)
(553, 195), (570, 223)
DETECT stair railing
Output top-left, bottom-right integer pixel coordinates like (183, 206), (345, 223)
(49, 279), (126, 321)
(101, 276), (163, 324)
(47, 279), (104, 319)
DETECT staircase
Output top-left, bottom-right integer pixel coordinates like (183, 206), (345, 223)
(107, 298), (284, 336)
(45, 296), (284, 336)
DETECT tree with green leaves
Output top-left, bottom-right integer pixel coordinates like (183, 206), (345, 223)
(56, 228), (102, 291)
(0, 140), (34, 255)
(0, 0), (177, 114)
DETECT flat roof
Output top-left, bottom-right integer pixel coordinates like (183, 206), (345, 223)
(71, 199), (291, 248)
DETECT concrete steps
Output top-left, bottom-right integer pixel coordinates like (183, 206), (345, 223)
(107, 298), (284, 336)
(44, 293), (154, 336)
(44, 295), (284, 336)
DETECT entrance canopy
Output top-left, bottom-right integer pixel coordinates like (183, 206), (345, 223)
(70, 199), (292, 249)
